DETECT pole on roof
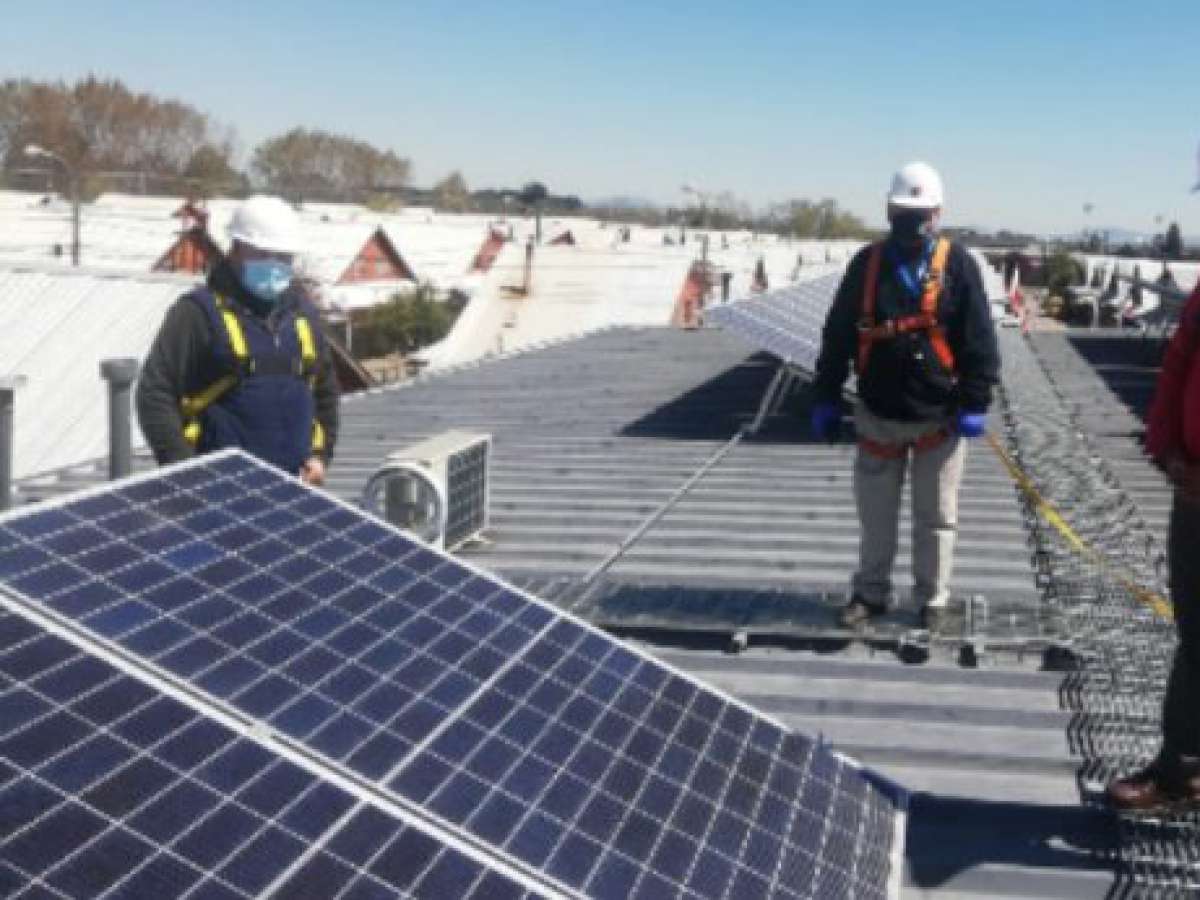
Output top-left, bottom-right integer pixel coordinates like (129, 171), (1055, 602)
(0, 377), (25, 511)
(70, 173), (81, 267)
(100, 359), (139, 481)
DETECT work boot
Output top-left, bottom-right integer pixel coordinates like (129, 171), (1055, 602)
(838, 595), (888, 629)
(1106, 758), (1200, 812)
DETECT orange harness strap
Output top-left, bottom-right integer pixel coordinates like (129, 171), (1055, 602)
(856, 244), (884, 373)
(922, 238), (954, 370)
(858, 427), (951, 460)
(856, 238), (954, 374)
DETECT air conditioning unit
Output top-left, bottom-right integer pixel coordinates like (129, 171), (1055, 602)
(361, 430), (491, 550)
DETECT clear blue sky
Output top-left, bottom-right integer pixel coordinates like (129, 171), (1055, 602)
(3, 0), (1198, 235)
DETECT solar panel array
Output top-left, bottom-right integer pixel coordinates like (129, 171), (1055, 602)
(0, 450), (903, 899)
(704, 274), (843, 372)
(0, 610), (541, 900)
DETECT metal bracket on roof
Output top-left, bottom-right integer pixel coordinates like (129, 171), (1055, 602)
(960, 593), (988, 667)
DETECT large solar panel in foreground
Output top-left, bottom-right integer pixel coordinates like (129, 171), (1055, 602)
(0, 610), (542, 899)
(0, 450), (903, 899)
(705, 273), (842, 372)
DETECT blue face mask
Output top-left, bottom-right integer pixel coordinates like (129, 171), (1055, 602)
(239, 259), (293, 303)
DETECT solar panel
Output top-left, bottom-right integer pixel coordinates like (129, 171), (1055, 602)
(444, 436), (490, 550)
(0, 610), (544, 900)
(0, 450), (904, 899)
(705, 273), (843, 372)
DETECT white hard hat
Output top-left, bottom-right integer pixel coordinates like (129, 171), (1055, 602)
(887, 162), (944, 210)
(227, 195), (302, 254)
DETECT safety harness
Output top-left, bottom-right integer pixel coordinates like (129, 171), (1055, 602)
(856, 237), (955, 460)
(180, 294), (326, 457)
(858, 428), (951, 460)
(856, 236), (954, 375)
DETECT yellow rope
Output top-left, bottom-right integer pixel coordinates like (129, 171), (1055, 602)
(985, 432), (1174, 621)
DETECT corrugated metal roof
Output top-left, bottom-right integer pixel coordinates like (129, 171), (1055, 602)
(7, 218), (1182, 892)
(0, 264), (192, 480)
(10, 318), (1129, 895)
(326, 325), (1118, 897)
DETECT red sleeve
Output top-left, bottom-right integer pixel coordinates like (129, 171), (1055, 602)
(1146, 285), (1200, 460)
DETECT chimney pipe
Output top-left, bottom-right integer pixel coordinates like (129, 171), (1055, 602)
(100, 358), (139, 480)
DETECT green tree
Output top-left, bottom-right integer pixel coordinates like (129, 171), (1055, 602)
(1045, 249), (1084, 297)
(520, 181), (548, 242)
(364, 193), (403, 213)
(252, 127), (409, 204)
(432, 171), (471, 212)
(1165, 222), (1185, 260)
(355, 284), (456, 357)
(519, 181), (548, 207)
(183, 143), (238, 198)
(766, 198), (873, 239)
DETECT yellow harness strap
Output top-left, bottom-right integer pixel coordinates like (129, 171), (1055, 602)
(180, 295), (251, 448)
(295, 316), (317, 375)
(293, 315), (326, 456)
(181, 297), (326, 457)
(218, 297), (249, 363)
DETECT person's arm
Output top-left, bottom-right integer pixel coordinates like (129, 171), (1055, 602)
(135, 298), (210, 465)
(312, 340), (340, 464)
(813, 248), (868, 405)
(1146, 286), (1200, 463)
(297, 313), (341, 486)
(949, 248), (1000, 413)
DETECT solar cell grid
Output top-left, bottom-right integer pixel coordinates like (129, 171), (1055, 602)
(0, 451), (902, 899)
(706, 273), (842, 372)
(0, 453), (552, 792)
(389, 620), (893, 899)
(0, 611), (547, 900)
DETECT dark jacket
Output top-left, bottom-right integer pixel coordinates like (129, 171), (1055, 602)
(814, 238), (1000, 421)
(136, 261), (339, 468)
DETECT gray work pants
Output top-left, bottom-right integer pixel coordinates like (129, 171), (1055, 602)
(851, 404), (967, 609)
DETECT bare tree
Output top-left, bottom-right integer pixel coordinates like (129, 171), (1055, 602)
(0, 76), (235, 196)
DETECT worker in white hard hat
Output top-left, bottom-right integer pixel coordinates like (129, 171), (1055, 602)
(812, 162), (1000, 631)
(137, 195), (338, 484)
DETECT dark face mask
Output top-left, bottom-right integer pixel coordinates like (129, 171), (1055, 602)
(890, 210), (936, 245)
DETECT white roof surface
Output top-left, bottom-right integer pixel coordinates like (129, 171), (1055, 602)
(421, 238), (861, 369)
(0, 192), (497, 300)
(0, 264), (195, 480)
(968, 248), (1008, 300)
(0, 193), (184, 271)
(1075, 253), (1200, 295)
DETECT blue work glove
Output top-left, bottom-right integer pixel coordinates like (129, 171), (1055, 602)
(957, 411), (987, 438)
(811, 403), (842, 441)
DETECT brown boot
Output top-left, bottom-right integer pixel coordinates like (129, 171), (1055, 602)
(1106, 759), (1200, 812)
(838, 595), (888, 629)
